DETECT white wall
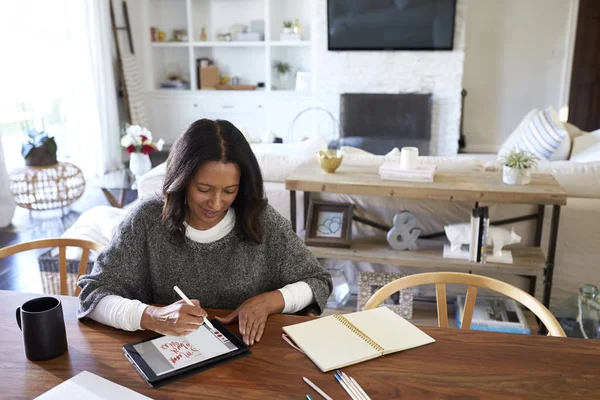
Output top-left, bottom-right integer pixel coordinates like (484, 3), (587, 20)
(463, 0), (578, 153)
(312, 0), (468, 156)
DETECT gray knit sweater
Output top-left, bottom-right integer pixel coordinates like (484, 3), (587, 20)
(77, 198), (332, 318)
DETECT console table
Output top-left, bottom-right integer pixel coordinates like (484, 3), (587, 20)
(285, 163), (567, 332)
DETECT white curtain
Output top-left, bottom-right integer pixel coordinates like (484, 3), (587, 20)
(63, 0), (121, 177)
(0, 0), (121, 178)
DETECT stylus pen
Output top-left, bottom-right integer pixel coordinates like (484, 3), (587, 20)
(173, 286), (215, 330)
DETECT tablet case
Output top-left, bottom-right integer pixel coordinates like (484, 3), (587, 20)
(123, 319), (250, 388)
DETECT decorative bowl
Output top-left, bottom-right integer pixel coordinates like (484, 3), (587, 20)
(317, 150), (343, 173)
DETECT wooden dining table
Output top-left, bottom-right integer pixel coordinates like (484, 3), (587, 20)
(2, 290), (599, 399)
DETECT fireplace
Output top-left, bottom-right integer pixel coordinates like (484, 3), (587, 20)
(332, 93), (432, 155)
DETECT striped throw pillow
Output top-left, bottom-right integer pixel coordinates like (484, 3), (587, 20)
(517, 107), (568, 160)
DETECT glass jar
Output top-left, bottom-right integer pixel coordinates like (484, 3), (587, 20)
(326, 268), (350, 309)
(552, 284), (600, 339)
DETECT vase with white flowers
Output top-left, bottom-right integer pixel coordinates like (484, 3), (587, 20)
(120, 124), (164, 180)
(501, 149), (537, 185)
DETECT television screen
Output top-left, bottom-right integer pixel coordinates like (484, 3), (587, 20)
(328, 0), (456, 51)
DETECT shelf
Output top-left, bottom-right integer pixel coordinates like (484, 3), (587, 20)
(151, 42), (190, 48)
(269, 41), (311, 47)
(193, 41), (266, 47)
(307, 237), (546, 276)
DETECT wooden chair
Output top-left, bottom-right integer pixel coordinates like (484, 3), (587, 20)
(0, 238), (104, 296)
(364, 272), (566, 337)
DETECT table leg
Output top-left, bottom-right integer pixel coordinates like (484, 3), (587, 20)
(528, 275), (537, 297)
(535, 205), (545, 247)
(539, 205), (561, 334)
(303, 191), (310, 230)
(290, 190), (297, 233)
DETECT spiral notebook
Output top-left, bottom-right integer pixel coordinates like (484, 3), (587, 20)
(282, 307), (435, 372)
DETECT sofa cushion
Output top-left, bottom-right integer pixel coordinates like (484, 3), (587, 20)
(570, 129), (600, 163)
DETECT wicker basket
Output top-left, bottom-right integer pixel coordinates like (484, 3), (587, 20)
(9, 162), (85, 211)
(38, 250), (94, 296)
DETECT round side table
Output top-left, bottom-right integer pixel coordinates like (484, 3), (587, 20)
(8, 162), (86, 211)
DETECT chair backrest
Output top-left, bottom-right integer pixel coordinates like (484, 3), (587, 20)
(364, 272), (566, 337)
(0, 238), (104, 296)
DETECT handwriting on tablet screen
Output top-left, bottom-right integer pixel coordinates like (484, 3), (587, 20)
(158, 339), (202, 366)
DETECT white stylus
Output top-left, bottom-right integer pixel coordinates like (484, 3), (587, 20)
(173, 285), (215, 330)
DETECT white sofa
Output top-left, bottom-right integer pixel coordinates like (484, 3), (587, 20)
(63, 134), (600, 306)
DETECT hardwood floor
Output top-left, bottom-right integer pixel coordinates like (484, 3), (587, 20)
(0, 186), (137, 292)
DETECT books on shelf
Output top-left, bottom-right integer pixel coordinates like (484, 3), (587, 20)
(455, 295), (530, 334)
(378, 162), (436, 182)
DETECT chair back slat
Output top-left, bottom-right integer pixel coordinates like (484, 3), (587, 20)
(59, 246), (68, 296)
(0, 238), (104, 297)
(435, 283), (449, 328)
(461, 285), (478, 330)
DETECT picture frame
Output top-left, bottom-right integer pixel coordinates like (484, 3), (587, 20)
(305, 200), (353, 248)
(357, 272), (413, 319)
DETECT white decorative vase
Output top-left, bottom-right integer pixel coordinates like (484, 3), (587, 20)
(129, 153), (152, 180)
(503, 165), (531, 185)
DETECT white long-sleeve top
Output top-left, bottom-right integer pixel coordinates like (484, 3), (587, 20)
(88, 208), (315, 331)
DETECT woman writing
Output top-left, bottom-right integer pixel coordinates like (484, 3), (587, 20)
(78, 119), (332, 346)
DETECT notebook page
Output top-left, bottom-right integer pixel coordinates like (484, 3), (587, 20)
(283, 315), (381, 372)
(345, 307), (435, 355)
(35, 371), (151, 400)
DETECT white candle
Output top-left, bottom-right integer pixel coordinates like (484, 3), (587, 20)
(400, 147), (419, 170)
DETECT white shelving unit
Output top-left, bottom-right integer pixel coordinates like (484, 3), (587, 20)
(139, 0), (326, 146)
(143, 0), (314, 92)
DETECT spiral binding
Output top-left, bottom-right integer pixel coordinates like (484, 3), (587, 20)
(333, 314), (384, 353)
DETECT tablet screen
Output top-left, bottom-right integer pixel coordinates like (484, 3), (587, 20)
(132, 324), (238, 376)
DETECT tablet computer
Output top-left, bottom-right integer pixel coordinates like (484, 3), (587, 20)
(122, 319), (250, 388)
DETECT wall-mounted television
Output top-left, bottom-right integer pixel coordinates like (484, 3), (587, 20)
(328, 0), (457, 51)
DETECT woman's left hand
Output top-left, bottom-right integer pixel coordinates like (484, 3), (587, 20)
(215, 291), (284, 346)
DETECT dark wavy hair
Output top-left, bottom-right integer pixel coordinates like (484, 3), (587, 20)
(161, 119), (266, 244)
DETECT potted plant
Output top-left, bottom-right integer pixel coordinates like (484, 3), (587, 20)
(273, 61), (291, 90)
(282, 21), (293, 34)
(121, 124), (164, 179)
(501, 149), (537, 185)
(21, 129), (58, 167)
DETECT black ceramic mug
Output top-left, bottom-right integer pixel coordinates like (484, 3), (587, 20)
(16, 297), (68, 361)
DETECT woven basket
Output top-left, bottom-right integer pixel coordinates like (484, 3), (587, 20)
(38, 250), (94, 296)
(9, 162), (86, 210)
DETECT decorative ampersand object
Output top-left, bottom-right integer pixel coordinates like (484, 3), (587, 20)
(386, 211), (421, 251)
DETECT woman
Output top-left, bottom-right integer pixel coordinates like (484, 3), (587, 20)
(78, 119), (332, 346)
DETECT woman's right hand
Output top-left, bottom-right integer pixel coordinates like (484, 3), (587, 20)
(140, 299), (207, 336)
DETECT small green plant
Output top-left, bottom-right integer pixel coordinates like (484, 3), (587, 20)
(273, 61), (291, 74)
(283, 20), (293, 29)
(501, 149), (537, 170)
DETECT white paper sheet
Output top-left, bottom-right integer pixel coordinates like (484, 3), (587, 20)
(35, 371), (151, 400)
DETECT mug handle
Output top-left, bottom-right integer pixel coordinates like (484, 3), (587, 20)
(16, 307), (21, 330)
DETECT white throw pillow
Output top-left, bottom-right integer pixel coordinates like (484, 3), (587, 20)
(498, 107), (570, 161)
(570, 129), (600, 163)
(250, 136), (328, 157)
